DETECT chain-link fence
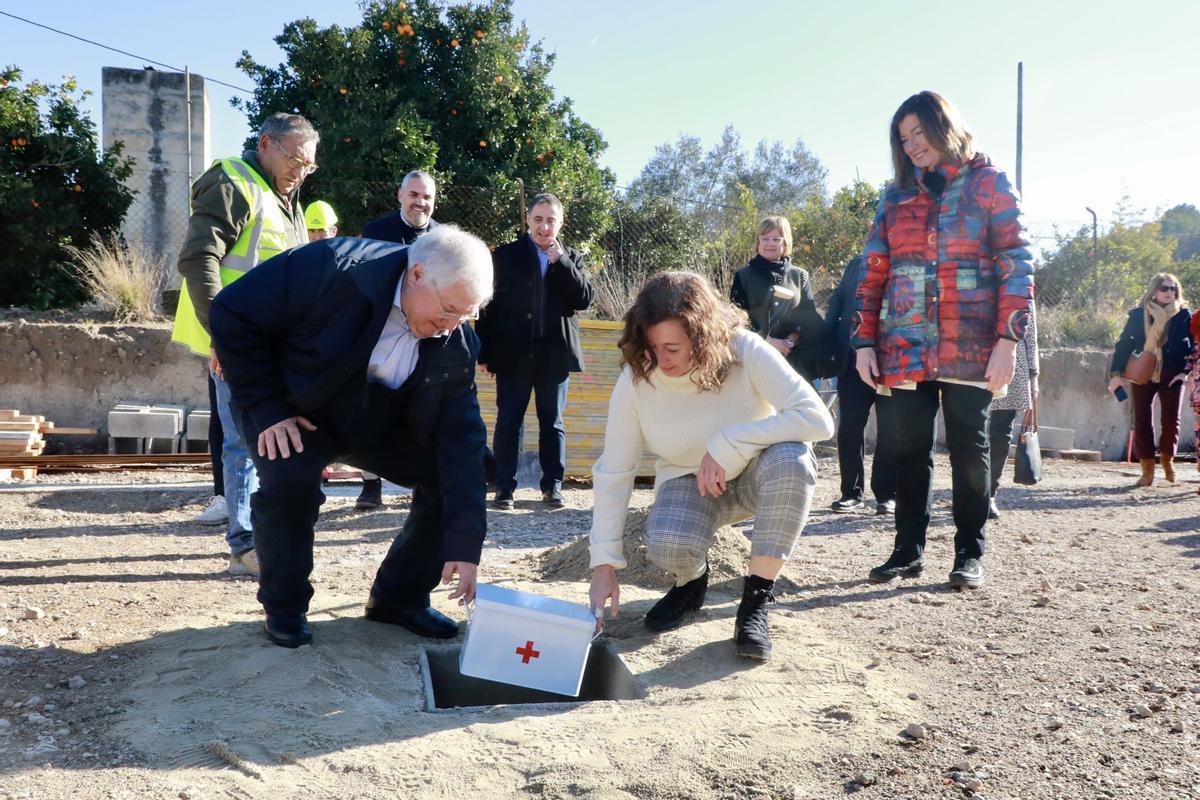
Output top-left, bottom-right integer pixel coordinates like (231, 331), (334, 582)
(113, 166), (1175, 347)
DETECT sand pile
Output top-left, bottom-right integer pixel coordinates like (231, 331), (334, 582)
(539, 509), (798, 592)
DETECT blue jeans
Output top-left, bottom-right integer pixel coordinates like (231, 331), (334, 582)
(211, 369), (258, 555)
(492, 360), (569, 494)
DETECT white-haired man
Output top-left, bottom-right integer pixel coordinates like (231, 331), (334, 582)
(210, 226), (494, 648)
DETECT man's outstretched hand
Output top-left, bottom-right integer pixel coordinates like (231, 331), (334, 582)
(442, 561), (478, 604)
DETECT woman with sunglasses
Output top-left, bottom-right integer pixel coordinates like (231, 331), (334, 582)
(1108, 273), (1193, 486)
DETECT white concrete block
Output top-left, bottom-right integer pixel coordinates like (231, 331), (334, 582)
(107, 409), (181, 439)
(185, 410), (211, 441)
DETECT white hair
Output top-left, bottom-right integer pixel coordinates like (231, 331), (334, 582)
(259, 113), (319, 146)
(409, 225), (493, 306)
(401, 170), (436, 192)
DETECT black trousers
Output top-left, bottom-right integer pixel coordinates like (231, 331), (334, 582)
(206, 371), (224, 497)
(890, 381), (992, 561)
(493, 352), (570, 494)
(987, 408), (1019, 496)
(234, 381), (444, 617)
(835, 366), (897, 503)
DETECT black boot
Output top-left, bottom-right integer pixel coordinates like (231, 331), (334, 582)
(867, 550), (924, 583)
(734, 575), (775, 661)
(644, 566), (708, 632)
(355, 478), (384, 511)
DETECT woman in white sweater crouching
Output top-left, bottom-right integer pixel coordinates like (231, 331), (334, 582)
(588, 272), (835, 661)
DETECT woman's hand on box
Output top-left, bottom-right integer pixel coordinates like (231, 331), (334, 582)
(589, 565), (620, 631)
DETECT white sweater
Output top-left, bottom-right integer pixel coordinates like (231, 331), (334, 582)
(589, 330), (835, 569)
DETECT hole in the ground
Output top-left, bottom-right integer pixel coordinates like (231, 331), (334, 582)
(420, 641), (644, 710)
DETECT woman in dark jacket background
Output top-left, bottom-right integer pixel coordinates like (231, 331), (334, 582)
(1107, 272), (1192, 486)
(730, 216), (830, 382)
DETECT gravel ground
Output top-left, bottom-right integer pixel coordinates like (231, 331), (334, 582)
(0, 457), (1198, 799)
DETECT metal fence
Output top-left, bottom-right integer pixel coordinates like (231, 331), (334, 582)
(114, 170), (1152, 345)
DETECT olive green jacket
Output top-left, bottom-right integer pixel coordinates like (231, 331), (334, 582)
(176, 150), (306, 335)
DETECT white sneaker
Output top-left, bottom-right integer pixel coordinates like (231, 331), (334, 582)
(193, 495), (228, 526)
(227, 549), (260, 578)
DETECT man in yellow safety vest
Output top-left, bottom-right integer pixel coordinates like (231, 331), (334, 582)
(172, 112), (315, 578)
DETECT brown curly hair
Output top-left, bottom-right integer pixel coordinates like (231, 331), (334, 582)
(618, 271), (747, 391)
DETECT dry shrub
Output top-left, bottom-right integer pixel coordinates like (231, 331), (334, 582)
(66, 233), (168, 322)
(1037, 298), (1126, 347)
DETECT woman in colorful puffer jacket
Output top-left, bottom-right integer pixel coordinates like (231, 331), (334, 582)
(851, 90), (1034, 590)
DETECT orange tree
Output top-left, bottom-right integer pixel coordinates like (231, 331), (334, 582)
(234, 0), (613, 247)
(0, 67), (134, 308)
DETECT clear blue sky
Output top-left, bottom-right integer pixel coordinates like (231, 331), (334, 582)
(4, 0), (1198, 243)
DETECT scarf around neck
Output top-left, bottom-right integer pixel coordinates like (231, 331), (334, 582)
(1143, 298), (1180, 382)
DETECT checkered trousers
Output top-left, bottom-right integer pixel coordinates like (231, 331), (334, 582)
(645, 442), (817, 586)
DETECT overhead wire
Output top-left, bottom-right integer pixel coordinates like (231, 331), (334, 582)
(0, 10), (254, 95)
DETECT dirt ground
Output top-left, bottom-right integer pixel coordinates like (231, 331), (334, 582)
(0, 456), (1198, 800)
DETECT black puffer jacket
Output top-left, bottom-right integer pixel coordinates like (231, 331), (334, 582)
(731, 255), (833, 379)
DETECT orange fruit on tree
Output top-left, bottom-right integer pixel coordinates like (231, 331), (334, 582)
(339, 87), (348, 95)
(494, 75), (503, 83)
(450, 39), (459, 47)
(382, 20), (391, 29)
(73, 184), (83, 192)
(479, 140), (487, 147)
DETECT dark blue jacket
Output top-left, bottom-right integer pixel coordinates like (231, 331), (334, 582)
(209, 236), (488, 563)
(1110, 306), (1193, 381)
(825, 256), (867, 376)
(475, 234), (593, 374)
(361, 211), (439, 244)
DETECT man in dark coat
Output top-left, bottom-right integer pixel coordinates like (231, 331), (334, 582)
(362, 170), (440, 244)
(825, 256), (897, 515)
(475, 193), (593, 509)
(355, 170), (440, 511)
(209, 226), (494, 648)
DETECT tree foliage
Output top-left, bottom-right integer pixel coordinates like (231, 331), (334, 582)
(625, 125), (827, 230)
(233, 0), (614, 247)
(0, 66), (134, 308)
(1160, 203), (1200, 261)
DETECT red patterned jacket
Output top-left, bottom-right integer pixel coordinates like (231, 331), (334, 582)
(850, 153), (1033, 387)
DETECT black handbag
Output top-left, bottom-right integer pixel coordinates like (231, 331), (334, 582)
(1013, 401), (1042, 485)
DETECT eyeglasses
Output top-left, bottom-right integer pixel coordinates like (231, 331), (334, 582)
(758, 236), (785, 245)
(434, 286), (480, 322)
(1158, 284), (1179, 293)
(269, 136), (319, 176)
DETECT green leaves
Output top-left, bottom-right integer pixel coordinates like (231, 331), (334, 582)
(0, 67), (135, 308)
(236, 0), (613, 246)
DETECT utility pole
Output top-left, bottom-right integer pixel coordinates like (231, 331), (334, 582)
(1086, 207), (1099, 306)
(1015, 62), (1023, 196)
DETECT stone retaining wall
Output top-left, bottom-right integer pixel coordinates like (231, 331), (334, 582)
(0, 320), (1190, 464)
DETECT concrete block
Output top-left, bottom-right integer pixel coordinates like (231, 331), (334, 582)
(108, 409), (182, 439)
(1036, 426), (1075, 451)
(185, 410), (211, 441)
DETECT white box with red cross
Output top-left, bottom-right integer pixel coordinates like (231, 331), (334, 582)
(460, 583), (597, 697)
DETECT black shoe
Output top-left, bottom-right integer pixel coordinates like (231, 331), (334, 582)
(364, 599), (459, 638)
(987, 498), (1000, 520)
(542, 488), (565, 508)
(831, 496), (865, 513)
(867, 552), (925, 583)
(644, 566), (709, 632)
(949, 556), (984, 589)
(734, 576), (775, 661)
(263, 614), (312, 648)
(875, 499), (896, 516)
(355, 478), (384, 511)
(492, 490), (514, 510)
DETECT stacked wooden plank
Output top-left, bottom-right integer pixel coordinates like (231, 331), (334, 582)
(0, 410), (99, 480)
(476, 319), (657, 479)
(0, 409), (46, 479)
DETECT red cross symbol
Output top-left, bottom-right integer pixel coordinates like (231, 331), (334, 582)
(515, 640), (541, 664)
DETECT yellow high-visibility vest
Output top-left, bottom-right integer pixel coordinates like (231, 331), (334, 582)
(171, 157), (295, 355)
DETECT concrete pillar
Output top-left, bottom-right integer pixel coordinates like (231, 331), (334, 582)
(101, 67), (210, 286)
